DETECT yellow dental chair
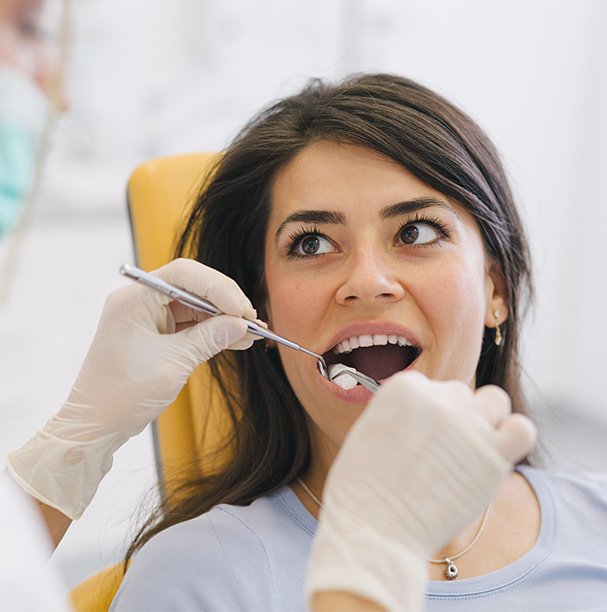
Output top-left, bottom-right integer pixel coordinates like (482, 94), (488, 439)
(70, 152), (230, 611)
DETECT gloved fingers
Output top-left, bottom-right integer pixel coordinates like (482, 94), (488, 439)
(471, 385), (511, 428)
(375, 373), (474, 426)
(174, 320), (196, 333)
(101, 283), (176, 334)
(177, 315), (253, 363)
(169, 300), (212, 325)
(433, 379), (475, 407)
(170, 301), (268, 330)
(227, 331), (259, 350)
(359, 373), (469, 454)
(402, 372), (474, 404)
(153, 258), (257, 319)
(494, 413), (537, 464)
(172, 312), (263, 350)
(103, 283), (146, 316)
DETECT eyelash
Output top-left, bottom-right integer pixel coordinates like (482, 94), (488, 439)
(285, 225), (325, 260)
(396, 213), (451, 244)
(285, 213), (451, 260)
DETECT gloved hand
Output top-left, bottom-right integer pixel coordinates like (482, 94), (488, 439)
(7, 258), (258, 519)
(306, 371), (537, 611)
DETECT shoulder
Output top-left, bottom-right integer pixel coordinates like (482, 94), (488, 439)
(111, 486), (315, 611)
(521, 465), (607, 504)
(520, 466), (607, 543)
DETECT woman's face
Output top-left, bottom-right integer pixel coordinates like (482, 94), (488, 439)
(264, 141), (506, 458)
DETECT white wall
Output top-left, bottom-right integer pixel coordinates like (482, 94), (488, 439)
(1, 0), (605, 589)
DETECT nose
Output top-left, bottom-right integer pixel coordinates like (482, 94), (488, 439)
(335, 248), (405, 305)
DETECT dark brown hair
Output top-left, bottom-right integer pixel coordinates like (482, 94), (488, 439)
(126, 73), (533, 564)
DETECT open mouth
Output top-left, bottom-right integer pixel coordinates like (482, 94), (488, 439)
(322, 334), (421, 382)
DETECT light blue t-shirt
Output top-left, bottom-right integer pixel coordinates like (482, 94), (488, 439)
(111, 467), (607, 611)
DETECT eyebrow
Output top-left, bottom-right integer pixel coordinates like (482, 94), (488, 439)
(274, 197), (458, 242)
(381, 197), (460, 220)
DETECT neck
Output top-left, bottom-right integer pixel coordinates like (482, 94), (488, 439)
(292, 468), (539, 581)
(295, 425), (338, 518)
(293, 470), (326, 519)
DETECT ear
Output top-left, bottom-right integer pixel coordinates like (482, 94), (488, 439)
(484, 262), (508, 328)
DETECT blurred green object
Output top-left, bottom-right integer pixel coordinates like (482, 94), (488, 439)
(0, 65), (48, 239)
(0, 119), (37, 238)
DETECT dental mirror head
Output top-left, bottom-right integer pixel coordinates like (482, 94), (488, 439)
(327, 363), (380, 393)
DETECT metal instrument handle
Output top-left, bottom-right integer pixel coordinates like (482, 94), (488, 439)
(119, 264), (330, 377)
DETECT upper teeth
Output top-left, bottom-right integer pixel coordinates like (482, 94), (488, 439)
(333, 334), (415, 355)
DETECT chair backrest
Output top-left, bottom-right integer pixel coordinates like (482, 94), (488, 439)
(126, 152), (234, 501)
(70, 564), (124, 612)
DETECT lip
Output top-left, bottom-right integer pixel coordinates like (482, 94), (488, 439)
(319, 372), (374, 403)
(320, 321), (423, 355)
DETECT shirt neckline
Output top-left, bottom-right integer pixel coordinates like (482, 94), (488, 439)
(274, 484), (319, 536)
(279, 467), (556, 598)
(425, 466), (557, 598)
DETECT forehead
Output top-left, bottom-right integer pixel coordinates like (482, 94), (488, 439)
(269, 140), (463, 222)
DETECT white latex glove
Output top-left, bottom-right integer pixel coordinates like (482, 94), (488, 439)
(7, 258), (258, 519)
(307, 371), (537, 611)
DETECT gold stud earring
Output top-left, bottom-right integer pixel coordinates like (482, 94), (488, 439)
(493, 309), (503, 347)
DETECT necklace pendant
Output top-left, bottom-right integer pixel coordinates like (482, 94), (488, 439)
(444, 558), (458, 580)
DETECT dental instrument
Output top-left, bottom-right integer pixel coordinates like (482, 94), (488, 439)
(330, 367), (380, 393)
(120, 264), (381, 392)
(119, 264), (333, 380)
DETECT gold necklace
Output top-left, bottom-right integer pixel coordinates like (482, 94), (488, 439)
(296, 477), (491, 581)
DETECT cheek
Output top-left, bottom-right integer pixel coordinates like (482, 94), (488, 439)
(426, 261), (486, 318)
(265, 272), (328, 337)
(264, 268), (336, 409)
(416, 255), (488, 378)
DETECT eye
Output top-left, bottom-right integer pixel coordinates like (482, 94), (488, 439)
(289, 232), (336, 258)
(396, 218), (447, 247)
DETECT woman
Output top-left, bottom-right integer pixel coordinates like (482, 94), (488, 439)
(8, 74), (606, 610)
(113, 74), (607, 609)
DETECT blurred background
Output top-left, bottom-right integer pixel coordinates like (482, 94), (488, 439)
(1, 0), (606, 591)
